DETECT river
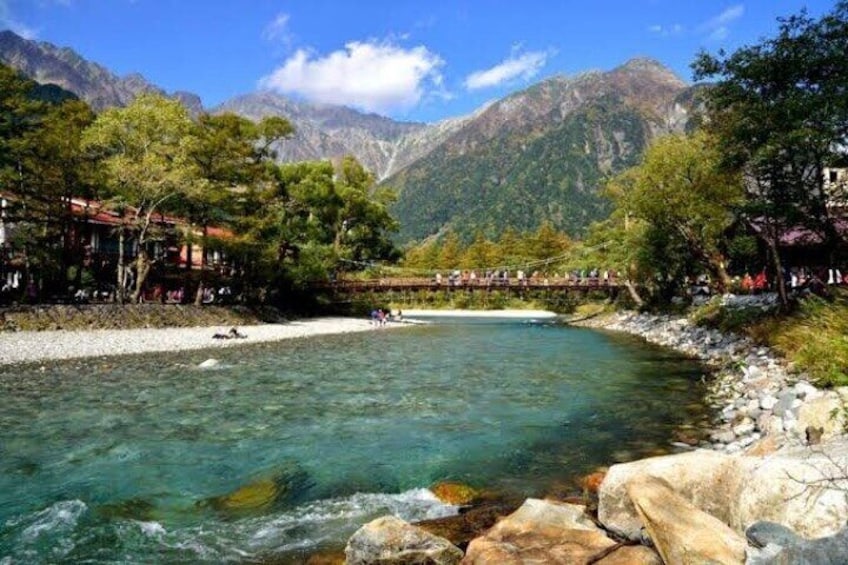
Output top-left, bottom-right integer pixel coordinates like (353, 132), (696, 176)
(0, 316), (711, 563)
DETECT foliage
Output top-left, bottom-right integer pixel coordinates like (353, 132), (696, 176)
(693, 2), (848, 305)
(388, 97), (652, 243)
(0, 64), (98, 299)
(402, 222), (571, 274)
(1, 65), (399, 308)
(768, 293), (848, 387)
(689, 298), (776, 334)
(81, 93), (196, 302)
(603, 131), (743, 293)
(691, 290), (848, 387)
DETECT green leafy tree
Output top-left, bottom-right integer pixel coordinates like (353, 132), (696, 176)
(461, 230), (499, 270)
(82, 93), (195, 303)
(437, 231), (462, 269)
(693, 1), (848, 305)
(0, 65), (97, 298)
(606, 131), (743, 292)
(182, 112), (293, 305)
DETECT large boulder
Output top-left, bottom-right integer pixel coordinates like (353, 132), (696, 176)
(598, 442), (848, 541)
(345, 515), (463, 565)
(462, 499), (660, 565)
(599, 450), (739, 539)
(626, 475), (747, 564)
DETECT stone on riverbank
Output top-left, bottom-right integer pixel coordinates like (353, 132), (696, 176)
(462, 499), (661, 564)
(626, 475), (746, 564)
(599, 441), (848, 542)
(746, 521), (848, 565)
(345, 515), (463, 565)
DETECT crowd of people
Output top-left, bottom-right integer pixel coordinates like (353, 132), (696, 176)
(734, 266), (846, 297)
(431, 268), (618, 287)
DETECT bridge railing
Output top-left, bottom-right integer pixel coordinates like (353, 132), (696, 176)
(312, 277), (620, 291)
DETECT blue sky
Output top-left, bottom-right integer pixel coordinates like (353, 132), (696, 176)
(0, 1), (838, 123)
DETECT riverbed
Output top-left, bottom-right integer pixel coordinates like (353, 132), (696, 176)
(0, 315), (711, 562)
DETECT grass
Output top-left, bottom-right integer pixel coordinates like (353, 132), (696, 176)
(691, 290), (848, 388)
(765, 293), (848, 388)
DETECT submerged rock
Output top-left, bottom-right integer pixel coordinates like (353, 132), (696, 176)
(198, 465), (311, 516)
(96, 497), (156, 521)
(197, 358), (220, 369)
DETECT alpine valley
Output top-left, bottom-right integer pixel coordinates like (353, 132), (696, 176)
(0, 30), (700, 244)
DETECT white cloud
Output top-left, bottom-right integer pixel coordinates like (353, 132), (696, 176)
(0, 0), (38, 38)
(700, 4), (745, 41)
(648, 23), (685, 37)
(259, 40), (445, 115)
(464, 48), (550, 91)
(262, 12), (291, 44)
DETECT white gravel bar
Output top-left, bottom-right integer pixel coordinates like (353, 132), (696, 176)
(0, 317), (401, 366)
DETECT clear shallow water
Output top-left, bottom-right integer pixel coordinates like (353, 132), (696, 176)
(0, 318), (710, 563)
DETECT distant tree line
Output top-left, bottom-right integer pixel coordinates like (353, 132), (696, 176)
(0, 66), (399, 308)
(401, 222), (572, 274)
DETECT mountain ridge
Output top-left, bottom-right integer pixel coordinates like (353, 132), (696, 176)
(0, 30), (699, 243)
(0, 30), (203, 114)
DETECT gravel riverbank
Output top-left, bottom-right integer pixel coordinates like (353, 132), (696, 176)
(576, 306), (845, 453)
(0, 317), (406, 366)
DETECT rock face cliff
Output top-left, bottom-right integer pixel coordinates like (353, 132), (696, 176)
(0, 30), (203, 113)
(214, 92), (475, 182)
(0, 29), (699, 243)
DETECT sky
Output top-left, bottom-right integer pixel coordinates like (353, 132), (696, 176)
(0, 1), (839, 123)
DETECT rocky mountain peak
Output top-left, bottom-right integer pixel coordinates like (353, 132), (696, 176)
(0, 30), (202, 112)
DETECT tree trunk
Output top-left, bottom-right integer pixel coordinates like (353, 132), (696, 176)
(116, 228), (126, 304)
(766, 238), (789, 309)
(131, 249), (151, 303)
(194, 225), (208, 306)
(709, 254), (733, 294)
(624, 279), (644, 308)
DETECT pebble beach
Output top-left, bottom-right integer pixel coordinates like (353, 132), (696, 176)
(0, 317), (391, 366)
(0, 309), (556, 366)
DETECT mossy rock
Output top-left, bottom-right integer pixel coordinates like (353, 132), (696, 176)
(198, 464), (312, 516)
(206, 477), (280, 512)
(429, 481), (480, 505)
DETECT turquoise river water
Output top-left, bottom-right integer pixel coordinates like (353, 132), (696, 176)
(0, 317), (711, 563)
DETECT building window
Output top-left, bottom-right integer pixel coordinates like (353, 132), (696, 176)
(830, 170), (839, 183)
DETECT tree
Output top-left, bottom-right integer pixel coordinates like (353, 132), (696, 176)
(461, 230), (499, 271)
(0, 65), (97, 298)
(182, 112), (293, 305)
(693, 1), (848, 305)
(82, 93), (195, 303)
(606, 132), (743, 293)
(255, 156), (399, 291)
(19, 100), (97, 293)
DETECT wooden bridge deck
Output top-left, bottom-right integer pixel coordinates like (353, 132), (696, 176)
(314, 277), (620, 292)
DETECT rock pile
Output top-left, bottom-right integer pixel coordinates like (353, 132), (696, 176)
(587, 310), (848, 453)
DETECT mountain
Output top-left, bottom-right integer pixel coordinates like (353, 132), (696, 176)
(0, 30), (203, 113)
(0, 29), (700, 243)
(385, 58), (698, 242)
(214, 92), (475, 181)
